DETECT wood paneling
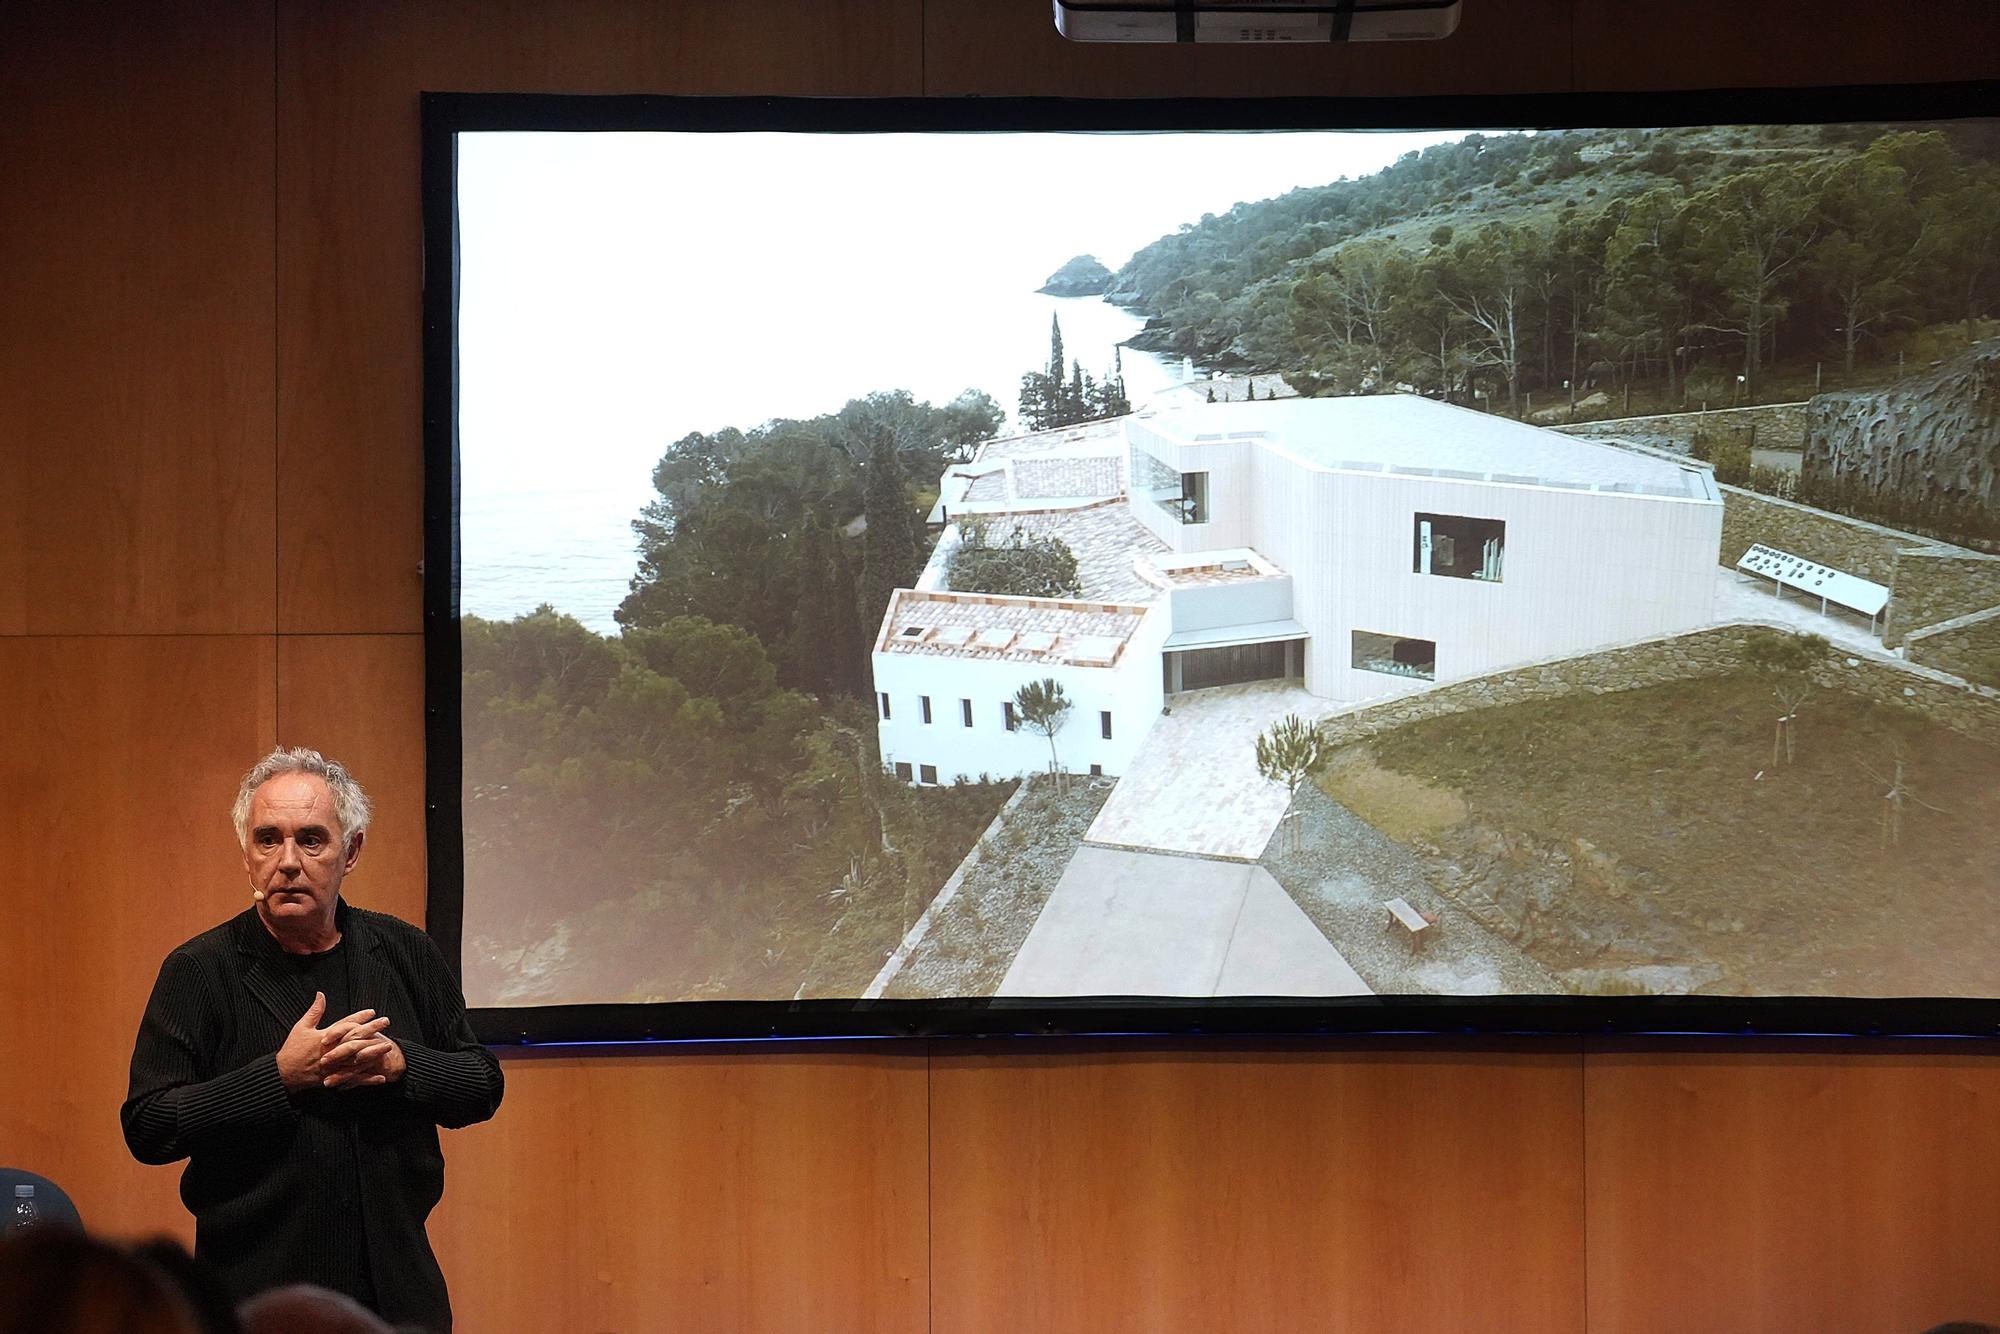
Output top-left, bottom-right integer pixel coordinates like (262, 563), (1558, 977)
(930, 1041), (1586, 1334)
(8, 4), (2000, 1331)
(276, 634), (428, 924)
(1584, 1043), (2000, 1333)
(1573, 0), (2000, 92)
(430, 1044), (930, 1334)
(0, 635), (276, 1241)
(273, 0), (923, 635)
(0, 2), (275, 636)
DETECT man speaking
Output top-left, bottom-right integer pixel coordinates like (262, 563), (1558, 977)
(124, 748), (503, 1333)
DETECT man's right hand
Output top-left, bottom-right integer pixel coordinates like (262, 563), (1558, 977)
(276, 992), (390, 1092)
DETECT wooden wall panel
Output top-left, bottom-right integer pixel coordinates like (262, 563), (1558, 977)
(1584, 1044), (2000, 1333)
(0, 635), (276, 1241)
(273, 0), (923, 636)
(930, 1042), (1586, 1334)
(0, 1), (275, 636)
(276, 634), (428, 924)
(1572, 0), (2000, 93)
(429, 1045), (930, 1334)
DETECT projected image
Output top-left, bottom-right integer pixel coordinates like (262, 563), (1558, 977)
(454, 119), (2000, 1009)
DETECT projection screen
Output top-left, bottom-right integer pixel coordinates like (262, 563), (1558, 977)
(422, 89), (2000, 1041)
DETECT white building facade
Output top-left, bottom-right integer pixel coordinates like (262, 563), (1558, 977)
(871, 588), (1169, 785)
(1125, 396), (1722, 701)
(874, 394), (1725, 782)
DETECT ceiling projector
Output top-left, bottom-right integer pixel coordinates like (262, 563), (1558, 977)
(1053, 0), (1462, 42)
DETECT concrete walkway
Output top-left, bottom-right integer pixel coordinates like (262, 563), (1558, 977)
(997, 845), (1371, 998)
(1086, 680), (1339, 861)
(1710, 564), (1887, 655)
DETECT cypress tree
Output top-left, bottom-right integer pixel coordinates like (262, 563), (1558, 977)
(782, 519), (842, 697)
(858, 434), (919, 649)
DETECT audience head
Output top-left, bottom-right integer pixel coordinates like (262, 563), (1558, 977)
(131, 1238), (243, 1334)
(239, 1284), (395, 1334)
(0, 1229), (203, 1334)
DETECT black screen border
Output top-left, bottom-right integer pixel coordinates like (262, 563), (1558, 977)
(422, 81), (2000, 1045)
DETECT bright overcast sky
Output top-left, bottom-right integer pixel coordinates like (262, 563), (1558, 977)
(459, 127), (1472, 280)
(454, 127), (1479, 625)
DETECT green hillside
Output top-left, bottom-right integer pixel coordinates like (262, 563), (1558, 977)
(1108, 121), (2000, 410)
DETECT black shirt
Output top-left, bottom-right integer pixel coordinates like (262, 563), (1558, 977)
(281, 938), (375, 1306)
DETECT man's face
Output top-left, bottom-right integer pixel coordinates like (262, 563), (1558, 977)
(243, 773), (361, 931)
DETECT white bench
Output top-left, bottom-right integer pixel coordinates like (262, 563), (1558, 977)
(1383, 897), (1437, 951)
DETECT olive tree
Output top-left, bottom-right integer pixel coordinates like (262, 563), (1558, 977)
(1255, 713), (1331, 853)
(1014, 678), (1074, 793)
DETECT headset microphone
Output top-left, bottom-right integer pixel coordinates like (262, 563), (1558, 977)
(253, 890), (267, 902)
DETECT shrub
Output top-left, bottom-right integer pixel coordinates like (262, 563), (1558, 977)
(945, 523), (1083, 599)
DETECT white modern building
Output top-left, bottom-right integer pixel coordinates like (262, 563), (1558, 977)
(872, 587), (1168, 785)
(875, 393), (1723, 784)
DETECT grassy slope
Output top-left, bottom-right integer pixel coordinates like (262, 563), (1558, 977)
(1343, 674), (2000, 996)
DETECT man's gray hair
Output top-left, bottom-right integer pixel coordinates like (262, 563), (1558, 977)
(231, 747), (373, 852)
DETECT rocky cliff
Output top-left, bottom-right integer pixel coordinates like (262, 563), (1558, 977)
(1802, 340), (2000, 516)
(1037, 254), (1112, 297)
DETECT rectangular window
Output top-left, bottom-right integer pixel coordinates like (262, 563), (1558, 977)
(1089, 764), (1103, 777)
(961, 698), (973, 727)
(1131, 446), (1210, 526)
(919, 764), (938, 785)
(1180, 470), (1209, 524)
(920, 695), (932, 724)
(1352, 629), (1436, 681)
(878, 691), (891, 720)
(1414, 512), (1505, 581)
(894, 761), (913, 782)
(1100, 710), (1113, 740)
(1003, 701), (1018, 732)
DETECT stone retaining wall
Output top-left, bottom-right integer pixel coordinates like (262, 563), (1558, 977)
(1319, 621), (2000, 750)
(1319, 625), (1757, 749)
(1884, 548), (2000, 645)
(1903, 607), (2000, 691)
(1716, 484), (1935, 584)
(1557, 401), (1811, 451)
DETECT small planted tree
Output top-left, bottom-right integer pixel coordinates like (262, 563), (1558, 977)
(1255, 713), (1331, 853)
(1014, 678), (1073, 793)
(1741, 630), (1827, 765)
(1861, 738), (1954, 849)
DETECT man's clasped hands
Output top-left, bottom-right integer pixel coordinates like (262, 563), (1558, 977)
(276, 992), (409, 1092)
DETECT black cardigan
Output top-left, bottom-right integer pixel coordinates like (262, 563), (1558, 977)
(123, 901), (503, 1332)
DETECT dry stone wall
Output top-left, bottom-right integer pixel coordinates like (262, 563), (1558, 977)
(1716, 484), (1931, 584)
(1904, 607), (2000, 691)
(1319, 626), (1756, 749)
(1883, 548), (2000, 645)
(1557, 401), (1811, 452)
(1318, 621), (2000, 750)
